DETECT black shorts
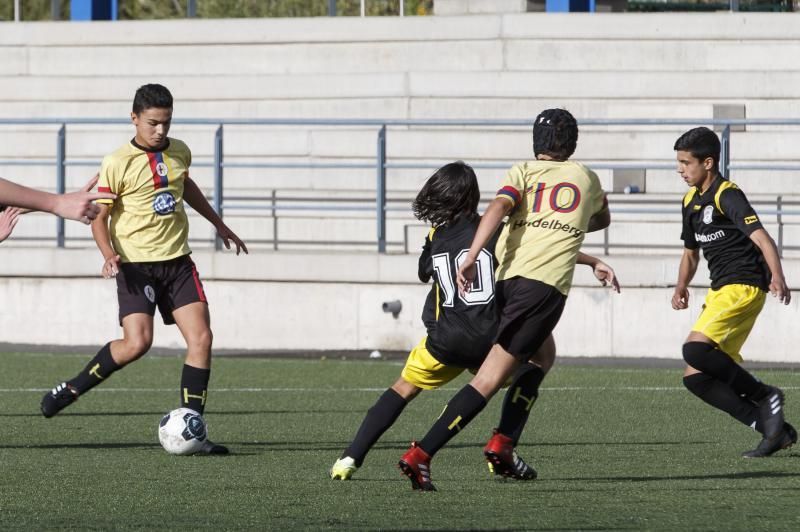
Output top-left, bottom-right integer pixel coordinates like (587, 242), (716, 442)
(493, 277), (566, 361)
(116, 255), (208, 325)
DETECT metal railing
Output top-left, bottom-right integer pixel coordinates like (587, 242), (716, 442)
(3, 117), (800, 254)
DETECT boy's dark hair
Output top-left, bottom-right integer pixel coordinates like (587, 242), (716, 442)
(533, 108), (578, 160)
(413, 161), (480, 227)
(132, 84), (173, 115)
(673, 127), (720, 167)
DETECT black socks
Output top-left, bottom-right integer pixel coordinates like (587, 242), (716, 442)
(343, 388), (408, 467)
(67, 343), (121, 394)
(498, 363), (545, 445)
(419, 385), (487, 456)
(181, 364), (210, 415)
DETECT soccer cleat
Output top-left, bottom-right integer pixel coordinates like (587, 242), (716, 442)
(197, 439), (229, 455)
(483, 429), (537, 480)
(40, 382), (79, 418)
(398, 442), (436, 491)
(742, 422), (797, 458)
(756, 386), (785, 439)
(330, 457), (358, 480)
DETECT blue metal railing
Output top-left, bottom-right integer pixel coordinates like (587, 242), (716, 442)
(3, 117), (800, 253)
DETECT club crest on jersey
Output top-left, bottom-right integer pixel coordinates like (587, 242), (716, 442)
(144, 285), (156, 303)
(153, 191), (177, 215)
(155, 162), (168, 177)
(702, 205), (714, 224)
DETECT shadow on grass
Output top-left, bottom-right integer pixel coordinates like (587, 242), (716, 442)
(557, 470), (800, 482)
(1, 409), (357, 417)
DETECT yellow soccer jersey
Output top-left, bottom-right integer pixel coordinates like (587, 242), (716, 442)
(494, 160), (607, 295)
(97, 138), (191, 263)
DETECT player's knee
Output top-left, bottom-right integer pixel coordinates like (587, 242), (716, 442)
(683, 372), (713, 397)
(119, 337), (152, 361)
(682, 341), (713, 370)
(191, 328), (213, 352)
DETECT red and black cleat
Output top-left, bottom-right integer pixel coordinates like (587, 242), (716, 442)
(483, 429), (537, 480)
(398, 442), (437, 491)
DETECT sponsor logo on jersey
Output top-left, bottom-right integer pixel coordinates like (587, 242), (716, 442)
(511, 217), (583, 239)
(693, 205), (701, 211)
(695, 230), (725, 243)
(744, 215), (759, 225)
(702, 205), (714, 224)
(153, 191), (177, 215)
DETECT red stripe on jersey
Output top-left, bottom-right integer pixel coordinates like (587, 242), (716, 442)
(147, 152), (161, 189)
(497, 186), (521, 206)
(98, 186), (112, 193)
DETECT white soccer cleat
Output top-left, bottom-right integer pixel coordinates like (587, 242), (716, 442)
(330, 456), (358, 480)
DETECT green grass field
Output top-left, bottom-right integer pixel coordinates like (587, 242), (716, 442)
(1, 351), (798, 530)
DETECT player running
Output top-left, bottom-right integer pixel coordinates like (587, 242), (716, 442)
(331, 160), (619, 483)
(398, 109), (611, 491)
(671, 126), (795, 458)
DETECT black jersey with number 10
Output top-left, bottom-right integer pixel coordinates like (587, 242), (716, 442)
(418, 216), (499, 369)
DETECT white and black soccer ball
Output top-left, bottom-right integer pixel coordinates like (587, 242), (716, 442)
(158, 408), (207, 455)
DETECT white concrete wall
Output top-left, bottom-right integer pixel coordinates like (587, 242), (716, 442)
(0, 247), (798, 362)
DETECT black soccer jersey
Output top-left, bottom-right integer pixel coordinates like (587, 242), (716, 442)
(418, 216), (500, 369)
(680, 177), (769, 291)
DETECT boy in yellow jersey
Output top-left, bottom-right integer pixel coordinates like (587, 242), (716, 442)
(40, 84), (247, 455)
(398, 109), (610, 490)
(671, 126), (794, 458)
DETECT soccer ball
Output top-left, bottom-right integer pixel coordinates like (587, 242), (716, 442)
(158, 408), (207, 455)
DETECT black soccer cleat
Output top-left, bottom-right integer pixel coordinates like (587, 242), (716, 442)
(198, 440), (230, 455)
(40, 382), (79, 418)
(742, 422), (797, 458)
(756, 385), (785, 439)
(484, 429), (538, 480)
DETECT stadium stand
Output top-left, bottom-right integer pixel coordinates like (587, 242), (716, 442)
(1, 12), (799, 358)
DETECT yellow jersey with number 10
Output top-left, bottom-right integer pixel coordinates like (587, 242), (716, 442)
(494, 160), (606, 295)
(96, 138), (191, 263)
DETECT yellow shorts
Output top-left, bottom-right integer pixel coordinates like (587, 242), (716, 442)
(692, 284), (766, 363)
(400, 337), (466, 390)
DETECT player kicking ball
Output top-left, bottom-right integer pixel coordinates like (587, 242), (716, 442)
(40, 84), (247, 455)
(671, 127), (795, 458)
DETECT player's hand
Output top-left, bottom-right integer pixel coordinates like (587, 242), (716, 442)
(769, 276), (791, 305)
(457, 257), (476, 296)
(102, 254), (121, 279)
(53, 175), (116, 224)
(592, 260), (620, 293)
(0, 207), (21, 242)
(217, 224), (248, 255)
(671, 286), (690, 310)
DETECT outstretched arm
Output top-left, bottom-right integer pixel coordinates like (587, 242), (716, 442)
(183, 177), (248, 255)
(0, 176), (114, 224)
(457, 197), (512, 295)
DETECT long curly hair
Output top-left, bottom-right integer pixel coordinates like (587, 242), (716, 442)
(412, 161), (480, 227)
(533, 108), (579, 161)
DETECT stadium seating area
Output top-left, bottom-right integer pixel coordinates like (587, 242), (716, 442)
(2, 12), (800, 254)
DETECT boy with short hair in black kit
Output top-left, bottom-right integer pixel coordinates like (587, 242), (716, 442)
(672, 126), (794, 458)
